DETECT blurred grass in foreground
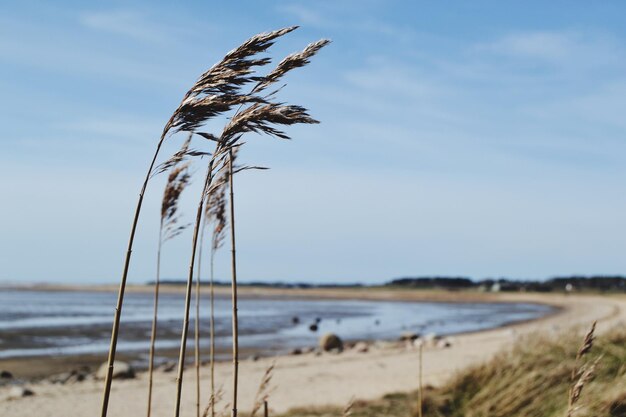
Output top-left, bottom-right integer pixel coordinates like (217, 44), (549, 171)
(277, 327), (626, 417)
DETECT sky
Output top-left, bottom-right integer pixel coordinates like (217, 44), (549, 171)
(2, 1), (626, 284)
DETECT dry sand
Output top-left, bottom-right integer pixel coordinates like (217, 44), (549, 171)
(1, 289), (625, 416)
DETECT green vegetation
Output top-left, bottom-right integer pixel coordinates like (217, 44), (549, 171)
(277, 328), (626, 417)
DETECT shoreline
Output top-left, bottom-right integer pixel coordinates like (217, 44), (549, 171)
(0, 286), (560, 381)
(3, 289), (624, 416)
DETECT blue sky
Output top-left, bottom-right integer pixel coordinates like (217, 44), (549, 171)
(2, 1), (626, 284)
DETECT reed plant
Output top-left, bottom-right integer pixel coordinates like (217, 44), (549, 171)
(195, 160), (228, 417)
(102, 25), (328, 417)
(146, 136), (197, 417)
(170, 29), (329, 417)
(100, 25), (280, 417)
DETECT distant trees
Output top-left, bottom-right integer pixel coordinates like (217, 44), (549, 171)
(386, 275), (626, 293)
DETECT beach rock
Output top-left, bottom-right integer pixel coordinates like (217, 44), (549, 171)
(7, 386), (34, 399)
(301, 346), (315, 354)
(291, 316), (300, 324)
(66, 372), (87, 384)
(96, 361), (135, 380)
(354, 342), (369, 353)
(309, 323), (318, 332)
(399, 331), (420, 341)
(0, 370), (12, 379)
(249, 354), (260, 362)
(436, 338), (452, 349)
(158, 361), (176, 373)
(319, 333), (343, 352)
(290, 348), (303, 355)
(50, 368), (89, 384)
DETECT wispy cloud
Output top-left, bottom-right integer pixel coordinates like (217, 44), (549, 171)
(79, 9), (171, 44)
(472, 30), (625, 70)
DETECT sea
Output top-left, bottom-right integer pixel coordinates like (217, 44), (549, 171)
(0, 289), (553, 363)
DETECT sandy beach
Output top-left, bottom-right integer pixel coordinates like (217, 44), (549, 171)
(1, 289), (625, 416)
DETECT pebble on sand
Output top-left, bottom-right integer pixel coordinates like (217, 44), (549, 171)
(95, 361), (135, 380)
(319, 333), (343, 352)
(7, 386), (34, 400)
(353, 341), (369, 353)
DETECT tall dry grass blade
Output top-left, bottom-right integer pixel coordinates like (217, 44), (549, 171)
(566, 322), (599, 417)
(417, 342), (423, 417)
(577, 321), (596, 360)
(195, 164), (228, 417)
(250, 363), (275, 417)
(227, 148), (240, 417)
(202, 386), (224, 417)
(264, 401), (268, 417)
(194, 226), (204, 417)
(207, 169), (228, 417)
(147, 143), (193, 417)
(342, 397), (355, 417)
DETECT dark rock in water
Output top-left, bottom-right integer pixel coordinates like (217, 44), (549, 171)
(319, 333), (343, 352)
(290, 348), (302, 355)
(95, 361), (135, 380)
(374, 319), (381, 326)
(336, 318), (342, 324)
(309, 323), (318, 332)
(8, 386), (34, 399)
(292, 316), (300, 324)
(0, 370), (13, 379)
(399, 332), (420, 342)
(315, 317), (322, 323)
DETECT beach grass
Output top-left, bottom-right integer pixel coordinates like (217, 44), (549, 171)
(275, 326), (626, 417)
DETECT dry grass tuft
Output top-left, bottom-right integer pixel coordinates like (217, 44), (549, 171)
(250, 363), (276, 417)
(567, 321), (599, 417)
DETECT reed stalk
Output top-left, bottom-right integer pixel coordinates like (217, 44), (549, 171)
(195, 226), (204, 417)
(208, 177), (227, 417)
(100, 137), (166, 417)
(146, 224), (162, 417)
(227, 148), (239, 417)
(209, 243), (216, 417)
(146, 139), (194, 417)
(417, 342), (423, 417)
